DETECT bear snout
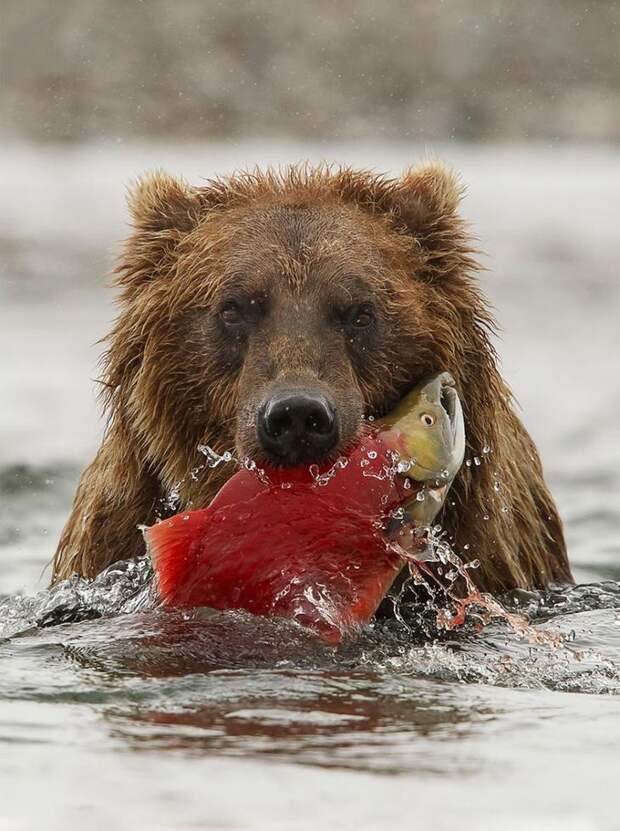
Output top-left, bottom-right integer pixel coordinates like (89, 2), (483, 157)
(256, 389), (339, 465)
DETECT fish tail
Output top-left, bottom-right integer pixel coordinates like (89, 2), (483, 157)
(144, 510), (210, 604)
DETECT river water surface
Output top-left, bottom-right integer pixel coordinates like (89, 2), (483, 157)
(1, 142), (619, 830)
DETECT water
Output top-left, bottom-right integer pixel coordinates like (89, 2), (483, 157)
(1, 141), (619, 830)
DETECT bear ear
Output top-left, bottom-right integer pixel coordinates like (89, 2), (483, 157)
(392, 162), (475, 284)
(372, 161), (475, 285)
(126, 170), (202, 233)
(116, 171), (204, 291)
(393, 161), (464, 232)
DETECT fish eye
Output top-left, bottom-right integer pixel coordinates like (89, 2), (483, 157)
(420, 412), (435, 427)
(219, 301), (244, 327)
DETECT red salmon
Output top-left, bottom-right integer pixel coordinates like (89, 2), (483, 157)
(145, 373), (465, 642)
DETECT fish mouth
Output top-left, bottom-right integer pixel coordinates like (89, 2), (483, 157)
(425, 371), (462, 447)
(440, 380), (460, 441)
(432, 372), (466, 483)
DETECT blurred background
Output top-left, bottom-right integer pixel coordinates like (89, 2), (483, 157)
(2, 0), (619, 143)
(1, 1), (619, 591)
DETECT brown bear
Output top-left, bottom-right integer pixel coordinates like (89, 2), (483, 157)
(52, 162), (572, 595)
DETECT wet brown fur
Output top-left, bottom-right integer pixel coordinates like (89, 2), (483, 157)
(52, 162), (572, 593)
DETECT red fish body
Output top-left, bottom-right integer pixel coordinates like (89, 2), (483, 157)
(145, 372), (465, 643)
(146, 433), (418, 642)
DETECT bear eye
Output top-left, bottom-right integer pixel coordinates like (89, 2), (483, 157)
(420, 413), (435, 427)
(220, 301), (244, 327)
(347, 303), (375, 328)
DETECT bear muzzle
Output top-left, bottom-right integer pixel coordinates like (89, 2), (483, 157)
(257, 389), (339, 465)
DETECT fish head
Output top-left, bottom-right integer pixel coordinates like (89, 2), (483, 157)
(378, 372), (465, 487)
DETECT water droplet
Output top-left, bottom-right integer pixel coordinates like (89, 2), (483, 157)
(198, 445), (235, 468)
(493, 481), (501, 492)
(367, 450), (377, 460)
(482, 445), (491, 454)
(465, 459), (472, 467)
(473, 456), (481, 466)
(416, 491), (426, 502)
(483, 514), (490, 521)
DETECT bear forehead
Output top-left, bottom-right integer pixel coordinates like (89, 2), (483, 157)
(180, 200), (414, 298)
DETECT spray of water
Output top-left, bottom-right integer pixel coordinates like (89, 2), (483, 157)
(159, 444), (246, 515)
(386, 523), (565, 649)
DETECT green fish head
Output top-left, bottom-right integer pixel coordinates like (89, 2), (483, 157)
(378, 371), (465, 487)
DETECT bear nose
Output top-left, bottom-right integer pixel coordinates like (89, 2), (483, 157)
(257, 391), (338, 464)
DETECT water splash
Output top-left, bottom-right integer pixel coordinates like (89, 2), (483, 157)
(197, 444), (234, 468)
(0, 556), (155, 639)
(385, 526), (567, 650)
(309, 457), (349, 487)
(1, 552), (619, 694)
(160, 444), (239, 514)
